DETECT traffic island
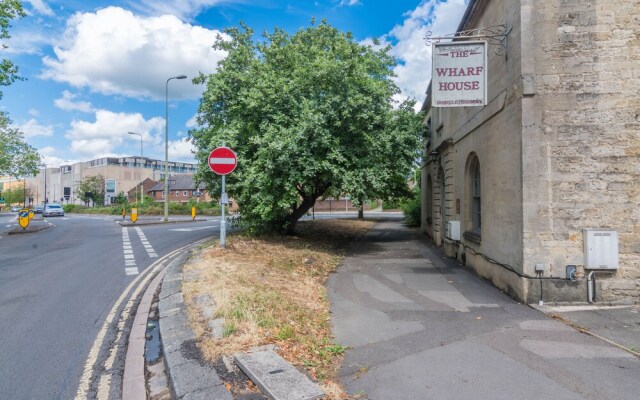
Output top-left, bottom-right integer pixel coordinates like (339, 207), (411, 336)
(7, 221), (52, 235)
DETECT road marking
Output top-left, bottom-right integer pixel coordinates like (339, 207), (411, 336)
(134, 227), (158, 258)
(121, 227), (139, 276)
(76, 238), (209, 399)
(170, 225), (217, 232)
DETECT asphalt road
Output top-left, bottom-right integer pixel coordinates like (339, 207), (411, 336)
(0, 212), (222, 400)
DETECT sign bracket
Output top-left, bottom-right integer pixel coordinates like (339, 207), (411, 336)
(426, 24), (512, 57)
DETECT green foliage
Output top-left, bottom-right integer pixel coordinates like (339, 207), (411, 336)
(190, 20), (423, 234)
(113, 191), (128, 205)
(61, 200), (221, 216)
(401, 193), (421, 227)
(382, 198), (404, 210)
(77, 174), (105, 206)
(0, 186), (26, 204)
(0, 0), (26, 99)
(276, 324), (294, 340)
(0, 112), (42, 177)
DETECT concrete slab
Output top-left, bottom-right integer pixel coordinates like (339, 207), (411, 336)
(345, 340), (586, 400)
(234, 349), (324, 400)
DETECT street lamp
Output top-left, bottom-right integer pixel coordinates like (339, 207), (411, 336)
(128, 132), (144, 206)
(128, 132), (143, 158)
(164, 75), (187, 222)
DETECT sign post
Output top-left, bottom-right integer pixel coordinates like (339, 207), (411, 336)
(208, 146), (238, 248)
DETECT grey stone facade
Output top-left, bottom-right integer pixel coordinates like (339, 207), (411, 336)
(421, 0), (639, 304)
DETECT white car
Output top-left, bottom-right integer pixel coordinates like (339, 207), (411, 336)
(43, 203), (65, 217)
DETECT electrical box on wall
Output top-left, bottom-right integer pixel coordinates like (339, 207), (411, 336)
(583, 229), (619, 270)
(447, 221), (461, 241)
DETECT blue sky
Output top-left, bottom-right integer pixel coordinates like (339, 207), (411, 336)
(2, 0), (468, 167)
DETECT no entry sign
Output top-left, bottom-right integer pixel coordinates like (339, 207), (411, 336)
(208, 147), (237, 175)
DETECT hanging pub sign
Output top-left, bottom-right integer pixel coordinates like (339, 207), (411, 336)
(432, 41), (487, 107)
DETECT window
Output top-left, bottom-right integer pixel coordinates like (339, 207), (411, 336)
(426, 174), (433, 225)
(469, 155), (481, 235)
(437, 167), (445, 227)
(183, 191), (188, 197)
(161, 191), (165, 198)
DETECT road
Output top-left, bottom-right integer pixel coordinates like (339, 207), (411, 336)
(0, 212), (222, 400)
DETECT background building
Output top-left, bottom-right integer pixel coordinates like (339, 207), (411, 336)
(25, 156), (197, 206)
(421, 0), (639, 304)
(147, 174), (214, 205)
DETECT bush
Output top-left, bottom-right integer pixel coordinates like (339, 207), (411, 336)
(401, 194), (421, 227)
(382, 199), (404, 210)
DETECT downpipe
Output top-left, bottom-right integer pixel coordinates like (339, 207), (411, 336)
(587, 270), (614, 303)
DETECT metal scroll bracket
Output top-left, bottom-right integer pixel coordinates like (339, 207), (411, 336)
(426, 24), (512, 57)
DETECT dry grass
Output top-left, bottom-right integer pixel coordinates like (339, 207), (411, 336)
(182, 218), (375, 399)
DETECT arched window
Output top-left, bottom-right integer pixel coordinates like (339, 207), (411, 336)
(437, 167), (445, 230)
(426, 174), (433, 225)
(470, 157), (481, 234)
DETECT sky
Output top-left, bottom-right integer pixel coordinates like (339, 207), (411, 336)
(2, 0), (468, 167)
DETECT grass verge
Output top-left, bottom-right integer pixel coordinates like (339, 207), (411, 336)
(182, 218), (375, 398)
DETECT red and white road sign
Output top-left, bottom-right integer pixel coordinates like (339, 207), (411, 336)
(208, 147), (237, 175)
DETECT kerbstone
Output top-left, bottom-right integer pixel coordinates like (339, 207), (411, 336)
(170, 361), (224, 398)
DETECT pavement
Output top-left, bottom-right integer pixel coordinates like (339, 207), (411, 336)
(158, 218), (639, 399)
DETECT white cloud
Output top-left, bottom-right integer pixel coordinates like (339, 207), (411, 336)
(168, 138), (196, 163)
(25, 0), (54, 16)
(4, 31), (51, 55)
(41, 7), (228, 100)
(28, 109), (40, 117)
(14, 119), (54, 138)
(38, 147), (82, 168)
(129, 0), (233, 21)
(339, 0), (361, 6)
(372, 0), (468, 107)
(185, 114), (199, 129)
(54, 90), (95, 113)
(65, 109), (165, 157)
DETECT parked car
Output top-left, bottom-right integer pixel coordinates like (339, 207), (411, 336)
(34, 205), (44, 213)
(11, 206), (21, 212)
(43, 203), (64, 217)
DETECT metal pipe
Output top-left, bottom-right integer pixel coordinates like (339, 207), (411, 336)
(587, 271), (596, 303)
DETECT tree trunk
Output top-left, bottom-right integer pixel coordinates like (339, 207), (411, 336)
(285, 195), (317, 234)
(357, 196), (364, 219)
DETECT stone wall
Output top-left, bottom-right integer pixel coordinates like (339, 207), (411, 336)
(525, 0), (640, 302)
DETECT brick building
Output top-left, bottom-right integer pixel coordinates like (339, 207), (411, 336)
(421, 0), (639, 303)
(148, 174), (213, 204)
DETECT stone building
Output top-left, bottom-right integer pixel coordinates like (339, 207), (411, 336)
(421, 0), (639, 304)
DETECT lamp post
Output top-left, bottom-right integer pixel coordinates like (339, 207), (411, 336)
(128, 132), (143, 205)
(43, 164), (47, 206)
(128, 131), (143, 158)
(164, 75), (187, 222)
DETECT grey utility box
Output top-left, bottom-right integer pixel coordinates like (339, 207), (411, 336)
(583, 229), (619, 270)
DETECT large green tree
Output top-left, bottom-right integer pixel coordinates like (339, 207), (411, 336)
(0, 0), (25, 99)
(0, 112), (41, 176)
(0, 1), (40, 177)
(190, 20), (423, 233)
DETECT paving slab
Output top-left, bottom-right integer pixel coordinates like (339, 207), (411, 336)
(234, 349), (324, 400)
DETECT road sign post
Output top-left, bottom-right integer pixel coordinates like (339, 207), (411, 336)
(131, 208), (138, 224)
(208, 146), (238, 248)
